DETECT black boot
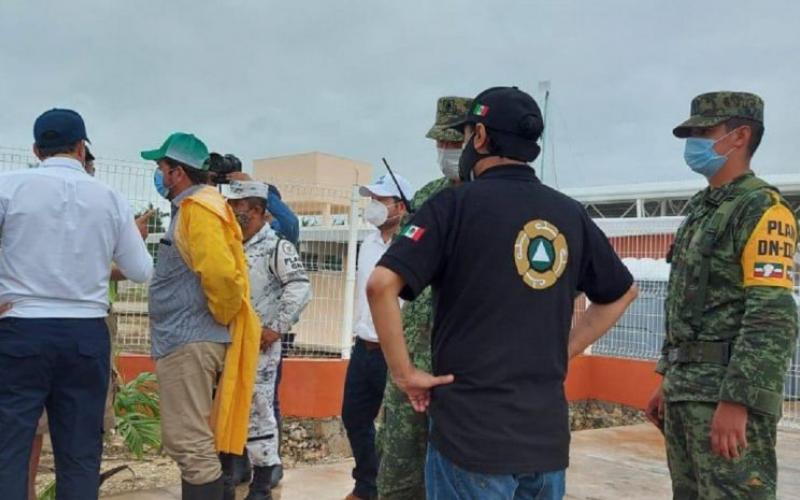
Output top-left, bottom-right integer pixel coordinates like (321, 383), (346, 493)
(244, 466), (274, 500)
(181, 476), (224, 500)
(233, 452), (253, 485)
(269, 464), (283, 489)
(218, 453), (237, 500)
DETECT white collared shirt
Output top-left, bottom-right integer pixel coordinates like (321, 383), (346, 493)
(0, 157), (153, 318)
(353, 229), (401, 342)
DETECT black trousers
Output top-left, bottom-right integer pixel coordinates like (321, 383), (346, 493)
(0, 317), (110, 500)
(341, 338), (387, 499)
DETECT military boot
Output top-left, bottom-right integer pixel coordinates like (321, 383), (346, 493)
(181, 476), (224, 500)
(244, 465), (274, 500)
(233, 452), (253, 485)
(218, 453), (237, 500)
(269, 464), (283, 489)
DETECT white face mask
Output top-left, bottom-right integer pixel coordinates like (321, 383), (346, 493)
(437, 147), (461, 181)
(364, 199), (390, 227)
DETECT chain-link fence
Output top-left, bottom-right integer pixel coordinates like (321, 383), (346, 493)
(253, 182), (370, 358)
(0, 147), (366, 359)
(0, 147), (168, 357)
(574, 216), (800, 430)
(3, 146), (799, 428)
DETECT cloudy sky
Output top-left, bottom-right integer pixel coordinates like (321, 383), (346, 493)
(1, 0), (798, 191)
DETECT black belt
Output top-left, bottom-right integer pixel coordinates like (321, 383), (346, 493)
(666, 341), (731, 365)
(357, 337), (381, 351)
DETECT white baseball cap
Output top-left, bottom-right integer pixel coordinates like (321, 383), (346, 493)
(359, 174), (415, 201)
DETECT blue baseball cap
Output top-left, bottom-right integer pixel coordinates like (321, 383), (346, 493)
(33, 108), (90, 149)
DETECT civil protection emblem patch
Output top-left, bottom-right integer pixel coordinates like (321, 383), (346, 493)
(513, 219), (568, 290)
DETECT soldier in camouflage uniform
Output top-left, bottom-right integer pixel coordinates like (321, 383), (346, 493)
(376, 96), (470, 500)
(646, 92), (799, 499)
(227, 181), (312, 500)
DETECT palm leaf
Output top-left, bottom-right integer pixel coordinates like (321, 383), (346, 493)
(37, 480), (56, 500)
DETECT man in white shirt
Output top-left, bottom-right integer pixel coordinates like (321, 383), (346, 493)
(342, 174), (415, 500)
(0, 109), (153, 500)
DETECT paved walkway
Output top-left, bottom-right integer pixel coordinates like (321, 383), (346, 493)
(105, 424), (800, 499)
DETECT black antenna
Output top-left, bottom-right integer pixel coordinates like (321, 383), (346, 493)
(381, 157), (414, 213)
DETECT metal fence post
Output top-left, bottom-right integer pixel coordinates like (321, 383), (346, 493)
(340, 185), (360, 359)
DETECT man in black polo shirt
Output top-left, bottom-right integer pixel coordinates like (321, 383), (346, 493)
(367, 86), (639, 499)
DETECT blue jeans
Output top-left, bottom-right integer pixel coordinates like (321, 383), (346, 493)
(425, 442), (566, 500)
(341, 338), (387, 499)
(0, 317), (110, 500)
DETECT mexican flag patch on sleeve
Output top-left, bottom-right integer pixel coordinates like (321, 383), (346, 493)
(753, 262), (785, 278)
(401, 224), (426, 242)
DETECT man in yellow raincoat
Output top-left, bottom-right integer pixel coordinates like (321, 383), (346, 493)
(141, 133), (260, 500)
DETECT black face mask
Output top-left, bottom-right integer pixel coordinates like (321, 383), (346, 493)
(235, 211), (251, 232)
(458, 133), (492, 182)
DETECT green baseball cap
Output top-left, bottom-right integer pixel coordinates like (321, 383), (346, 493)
(673, 91), (764, 138)
(426, 96), (472, 142)
(140, 132), (210, 170)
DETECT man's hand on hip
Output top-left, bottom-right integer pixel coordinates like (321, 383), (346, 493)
(395, 367), (454, 413)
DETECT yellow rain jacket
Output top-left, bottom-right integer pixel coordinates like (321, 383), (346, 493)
(173, 186), (261, 454)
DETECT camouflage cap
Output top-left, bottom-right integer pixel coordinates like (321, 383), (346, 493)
(425, 96), (472, 142)
(673, 91), (764, 138)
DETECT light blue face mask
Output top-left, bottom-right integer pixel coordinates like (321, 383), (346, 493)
(153, 169), (171, 199)
(683, 128), (738, 178)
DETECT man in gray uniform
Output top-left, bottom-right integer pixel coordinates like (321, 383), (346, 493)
(227, 180), (312, 500)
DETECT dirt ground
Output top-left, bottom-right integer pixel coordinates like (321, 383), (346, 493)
(32, 401), (648, 498)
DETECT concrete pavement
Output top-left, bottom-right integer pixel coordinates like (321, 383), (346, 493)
(104, 424), (800, 499)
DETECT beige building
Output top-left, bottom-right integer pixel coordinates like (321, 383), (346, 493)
(252, 152), (375, 354)
(253, 152), (373, 225)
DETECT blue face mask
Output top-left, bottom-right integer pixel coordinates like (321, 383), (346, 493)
(153, 169), (171, 199)
(683, 129), (738, 178)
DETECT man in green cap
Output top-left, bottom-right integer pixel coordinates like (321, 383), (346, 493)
(142, 133), (260, 500)
(376, 96), (470, 500)
(646, 92), (798, 499)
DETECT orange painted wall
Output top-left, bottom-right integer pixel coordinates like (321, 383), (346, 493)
(574, 355), (662, 409)
(116, 354), (155, 382)
(117, 353), (661, 417)
(276, 359), (349, 418)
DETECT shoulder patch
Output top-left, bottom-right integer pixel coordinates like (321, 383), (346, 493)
(400, 224), (426, 242)
(741, 203), (798, 289)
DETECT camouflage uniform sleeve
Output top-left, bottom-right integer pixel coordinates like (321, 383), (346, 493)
(718, 191), (799, 416)
(410, 177), (451, 214)
(399, 177), (452, 353)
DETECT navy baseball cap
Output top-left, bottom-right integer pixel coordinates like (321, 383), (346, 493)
(447, 86), (544, 162)
(33, 108), (90, 148)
